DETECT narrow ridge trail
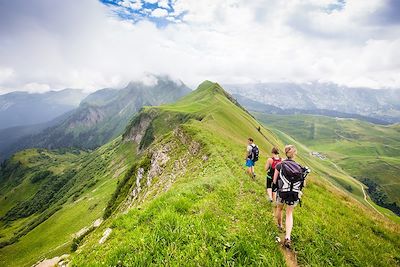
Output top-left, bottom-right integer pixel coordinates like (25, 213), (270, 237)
(272, 206), (299, 267)
(239, 154), (299, 267)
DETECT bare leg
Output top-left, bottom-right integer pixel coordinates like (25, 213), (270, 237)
(267, 188), (272, 200)
(285, 205), (294, 240)
(272, 191), (276, 202)
(247, 168), (253, 179)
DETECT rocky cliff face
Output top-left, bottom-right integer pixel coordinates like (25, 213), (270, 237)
(122, 126), (207, 212)
(122, 109), (158, 146)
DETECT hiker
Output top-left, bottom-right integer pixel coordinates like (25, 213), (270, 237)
(265, 147), (281, 202)
(273, 145), (310, 249)
(245, 138), (259, 179)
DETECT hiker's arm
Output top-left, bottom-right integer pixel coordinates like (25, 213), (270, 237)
(245, 146), (251, 159)
(265, 158), (272, 171)
(273, 168), (279, 183)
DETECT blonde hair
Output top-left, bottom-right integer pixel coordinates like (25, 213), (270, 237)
(285, 145), (297, 159)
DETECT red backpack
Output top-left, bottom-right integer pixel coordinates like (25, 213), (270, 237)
(271, 157), (281, 169)
(267, 157), (281, 177)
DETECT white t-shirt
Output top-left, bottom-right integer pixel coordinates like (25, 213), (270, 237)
(247, 145), (252, 151)
(247, 144), (255, 158)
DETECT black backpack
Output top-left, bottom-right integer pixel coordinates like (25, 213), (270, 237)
(251, 145), (259, 162)
(277, 160), (310, 205)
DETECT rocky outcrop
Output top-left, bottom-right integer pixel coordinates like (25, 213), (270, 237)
(173, 127), (201, 155)
(68, 106), (106, 129)
(127, 167), (145, 202)
(33, 254), (69, 267)
(99, 228), (112, 244)
(123, 126), (207, 211)
(122, 109), (157, 145)
(72, 218), (103, 239)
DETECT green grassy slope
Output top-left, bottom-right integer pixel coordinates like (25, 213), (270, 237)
(253, 113), (400, 215)
(0, 141), (137, 266)
(70, 82), (399, 266)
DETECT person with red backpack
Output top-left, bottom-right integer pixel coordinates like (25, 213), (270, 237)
(265, 147), (281, 203)
(273, 145), (310, 249)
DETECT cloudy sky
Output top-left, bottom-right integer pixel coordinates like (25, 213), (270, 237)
(0, 0), (399, 93)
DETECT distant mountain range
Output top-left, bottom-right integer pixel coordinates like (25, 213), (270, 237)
(233, 94), (392, 125)
(224, 82), (400, 124)
(0, 89), (88, 129)
(2, 80), (400, 161)
(0, 77), (190, 160)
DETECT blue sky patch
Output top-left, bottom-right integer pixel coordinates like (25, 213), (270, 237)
(325, 0), (345, 13)
(99, 0), (185, 27)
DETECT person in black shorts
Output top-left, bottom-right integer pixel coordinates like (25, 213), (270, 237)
(265, 147), (281, 202)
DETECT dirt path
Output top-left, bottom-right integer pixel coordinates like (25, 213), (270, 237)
(329, 161), (384, 217)
(357, 180), (384, 216)
(278, 234), (299, 267)
(272, 207), (299, 267)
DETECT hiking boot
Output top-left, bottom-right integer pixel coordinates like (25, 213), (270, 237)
(284, 238), (291, 249)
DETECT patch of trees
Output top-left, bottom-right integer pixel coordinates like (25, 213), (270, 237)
(30, 170), (52, 183)
(1, 170), (77, 222)
(139, 123), (155, 150)
(0, 159), (25, 186)
(103, 163), (138, 219)
(362, 178), (400, 216)
(0, 205), (62, 249)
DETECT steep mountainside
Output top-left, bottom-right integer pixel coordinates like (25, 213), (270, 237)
(0, 89), (87, 129)
(0, 141), (136, 266)
(254, 113), (400, 216)
(1, 77), (190, 160)
(225, 82), (400, 123)
(0, 82), (399, 266)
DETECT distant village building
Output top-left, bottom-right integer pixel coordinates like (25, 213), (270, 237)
(310, 151), (326, 160)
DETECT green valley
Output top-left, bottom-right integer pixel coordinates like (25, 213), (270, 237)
(0, 82), (399, 266)
(254, 113), (400, 217)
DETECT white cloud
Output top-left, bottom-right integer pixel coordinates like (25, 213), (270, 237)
(23, 82), (51, 93)
(118, 0), (142, 10)
(143, 0), (158, 4)
(141, 73), (159, 86)
(158, 0), (170, 9)
(0, 67), (14, 83)
(0, 0), (399, 93)
(150, 8), (169, 17)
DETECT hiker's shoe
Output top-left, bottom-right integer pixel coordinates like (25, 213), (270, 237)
(268, 198), (273, 203)
(284, 238), (291, 249)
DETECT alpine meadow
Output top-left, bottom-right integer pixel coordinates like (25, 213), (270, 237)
(1, 1), (400, 266)
(1, 82), (399, 266)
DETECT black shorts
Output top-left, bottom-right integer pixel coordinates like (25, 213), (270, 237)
(266, 177), (278, 192)
(266, 177), (272, 188)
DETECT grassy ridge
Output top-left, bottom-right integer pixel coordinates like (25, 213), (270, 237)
(72, 82), (399, 266)
(1, 82), (399, 266)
